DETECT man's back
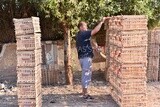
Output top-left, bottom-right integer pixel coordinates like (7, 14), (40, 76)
(76, 31), (93, 59)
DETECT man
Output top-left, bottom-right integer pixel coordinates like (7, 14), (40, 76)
(76, 17), (109, 99)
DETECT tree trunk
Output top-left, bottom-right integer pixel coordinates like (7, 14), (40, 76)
(63, 24), (73, 85)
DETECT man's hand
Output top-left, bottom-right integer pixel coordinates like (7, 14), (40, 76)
(91, 17), (110, 36)
(101, 17), (110, 23)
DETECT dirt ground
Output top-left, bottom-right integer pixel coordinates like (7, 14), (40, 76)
(0, 70), (160, 107)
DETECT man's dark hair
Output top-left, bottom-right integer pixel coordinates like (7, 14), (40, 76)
(78, 21), (87, 29)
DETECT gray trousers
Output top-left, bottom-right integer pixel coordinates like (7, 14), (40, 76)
(80, 57), (92, 88)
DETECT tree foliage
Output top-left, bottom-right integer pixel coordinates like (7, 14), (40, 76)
(80, 0), (121, 28)
(114, 0), (160, 28)
(0, 0), (160, 43)
(147, 0), (160, 29)
(0, 0), (40, 43)
(40, 0), (86, 35)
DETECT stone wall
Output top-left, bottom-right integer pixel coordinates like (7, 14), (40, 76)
(0, 43), (17, 84)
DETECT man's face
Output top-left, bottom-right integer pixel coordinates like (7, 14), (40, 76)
(80, 23), (87, 31)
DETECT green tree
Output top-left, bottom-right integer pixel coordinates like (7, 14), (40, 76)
(0, 0), (41, 43)
(147, 0), (160, 28)
(40, 0), (83, 85)
(0, 0), (16, 43)
(80, 0), (121, 28)
(40, 0), (119, 85)
(114, 0), (160, 28)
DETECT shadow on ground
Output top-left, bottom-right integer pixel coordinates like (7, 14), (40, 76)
(0, 95), (18, 107)
(42, 94), (119, 107)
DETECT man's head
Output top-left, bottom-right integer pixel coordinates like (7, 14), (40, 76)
(78, 21), (88, 31)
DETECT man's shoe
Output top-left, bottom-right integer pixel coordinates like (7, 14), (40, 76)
(83, 94), (94, 100)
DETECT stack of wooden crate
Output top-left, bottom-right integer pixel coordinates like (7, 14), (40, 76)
(13, 17), (42, 107)
(106, 15), (148, 107)
(147, 29), (160, 81)
(41, 41), (63, 86)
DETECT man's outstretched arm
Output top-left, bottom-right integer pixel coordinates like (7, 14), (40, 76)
(91, 17), (109, 36)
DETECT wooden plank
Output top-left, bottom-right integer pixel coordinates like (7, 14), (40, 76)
(148, 44), (159, 57)
(147, 68), (159, 81)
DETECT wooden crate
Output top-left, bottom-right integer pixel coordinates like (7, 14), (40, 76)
(109, 63), (147, 79)
(17, 49), (42, 67)
(148, 30), (160, 44)
(16, 33), (41, 50)
(120, 15), (148, 30)
(148, 44), (159, 57)
(13, 17), (41, 36)
(148, 56), (159, 69)
(108, 15), (147, 31)
(109, 46), (147, 64)
(147, 67), (159, 81)
(18, 94), (42, 107)
(109, 45), (147, 56)
(154, 29), (160, 44)
(109, 73), (146, 94)
(42, 64), (60, 85)
(17, 83), (41, 99)
(41, 42), (65, 86)
(110, 87), (147, 107)
(17, 65), (42, 83)
(109, 30), (148, 48)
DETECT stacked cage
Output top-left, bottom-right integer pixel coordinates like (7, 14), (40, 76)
(147, 29), (160, 81)
(41, 41), (60, 85)
(106, 15), (148, 107)
(13, 17), (42, 107)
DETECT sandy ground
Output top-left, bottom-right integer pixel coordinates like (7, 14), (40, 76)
(0, 71), (160, 107)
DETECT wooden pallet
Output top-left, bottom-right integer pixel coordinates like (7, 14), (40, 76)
(16, 49), (42, 67)
(18, 94), (42, 107)
(13, 17), (41, 35)
(16, 33), (41, 50)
